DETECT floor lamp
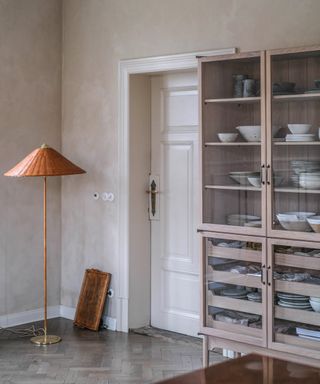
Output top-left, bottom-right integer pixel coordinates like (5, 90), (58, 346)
(4, 144), (86, 345)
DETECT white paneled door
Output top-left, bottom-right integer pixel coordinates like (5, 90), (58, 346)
(150, 72), (199, 336)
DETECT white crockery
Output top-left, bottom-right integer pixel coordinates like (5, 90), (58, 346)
(236, 126), (261, 142)
(309, 300), (320, 312)
(247, 176), (261, 188)
(288, 124), (311, 134)
(299, 173), (320, 189)
(277, 218), (312, 232)
(217, 133), (238, 142)
(281, 212), (316, 220)
(307, 216), (320, 233)
(310, 296), (320, 303)
(229, 171), (259, 185)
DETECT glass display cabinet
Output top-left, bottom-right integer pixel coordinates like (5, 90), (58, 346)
(202, 232), (267, 347)
(199, 51), (266, 236)
(267, 47), (320, 241)
(199, 46), (320, 368)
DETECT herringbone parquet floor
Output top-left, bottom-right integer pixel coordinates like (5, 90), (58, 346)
(0, 318), (224, 384)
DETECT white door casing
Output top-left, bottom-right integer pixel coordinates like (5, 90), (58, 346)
(118, 47), (237, 332)
(151, 72), (199, 336)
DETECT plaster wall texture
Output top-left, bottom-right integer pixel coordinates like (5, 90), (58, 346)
(61, 0), (320, 320)
(0, 0), (62, 315)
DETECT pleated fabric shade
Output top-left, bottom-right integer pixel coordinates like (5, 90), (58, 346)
(4, 144), (85, 177)
(4, 143), (85, 345)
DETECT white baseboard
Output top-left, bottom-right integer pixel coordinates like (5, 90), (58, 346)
(0, 305), (60, 328)
(59, 305), (76, 320)
(0, 305), (117, 331)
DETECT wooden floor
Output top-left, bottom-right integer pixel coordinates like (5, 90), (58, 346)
(0, 318), (224, 384)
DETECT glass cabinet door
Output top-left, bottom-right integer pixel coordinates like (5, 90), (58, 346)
(200, 52), (266, 235)
(201, 233), (267, 347)
(268, 47), (320, 240)
(269, 239), (320, 359)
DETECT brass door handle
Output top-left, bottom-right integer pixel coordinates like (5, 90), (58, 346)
(147, 179), (158, 217)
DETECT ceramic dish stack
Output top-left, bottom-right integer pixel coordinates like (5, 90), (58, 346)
(247, 292), (262, 303)
(290, 160), (320, 187)
(276, 212), (315, 232)
(221, 288), (248, 300)
(299, 172), (320, 189)
(286, 124), (315, 142)
(227, 214), (260, 226)
(276, 292), (312, 310)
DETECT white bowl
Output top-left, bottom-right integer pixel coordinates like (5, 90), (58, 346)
(229, 171), (259, 185)
(217, 133), (238, 142)
(310, 300), (320, 312)
(307, 216), (320, 233)
(247, 176), (261, 188)
(281, 212), (316, 220)
(299, 177), (320, 189)
(277, 212), (315, 232)
(310, 296), (320, 303)
(288, 124), (312, 134)
(277, 219), (312, 232)
(236, 126), (261, 142)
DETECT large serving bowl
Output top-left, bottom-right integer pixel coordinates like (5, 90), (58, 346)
(310, 296), (320, 302)
(229, 171), (259, 185)
(288, 124), (311, 134)
(236, 126), (261, 142)
(299, 172), (320, 189)
(247, 175), (283, 188)
(307, 216), (320, 233)
(310, 299), (320, 312)
(277, 212), (315, 232)
(217, 133), (238, 142)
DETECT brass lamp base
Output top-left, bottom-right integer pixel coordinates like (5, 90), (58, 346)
(31, 335), (61, 345)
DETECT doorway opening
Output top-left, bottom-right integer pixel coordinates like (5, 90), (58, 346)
(128, 70), (199, 336)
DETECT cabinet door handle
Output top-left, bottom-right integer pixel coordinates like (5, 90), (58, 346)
(266, 164), (271, 185)
(267, 266), (271, 286)
(260, 165), (265, 185)
(261, 264), (266, 285)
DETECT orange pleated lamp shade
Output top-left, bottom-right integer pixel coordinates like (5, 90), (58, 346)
(4, 144), (86, 177)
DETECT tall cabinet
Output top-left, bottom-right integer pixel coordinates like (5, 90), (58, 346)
(199, 46), (320, 367)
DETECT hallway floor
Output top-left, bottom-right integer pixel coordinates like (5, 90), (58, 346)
(0, 318), (224, 384)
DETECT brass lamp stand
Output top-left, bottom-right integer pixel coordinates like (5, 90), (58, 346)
(4, 144), (85, 345)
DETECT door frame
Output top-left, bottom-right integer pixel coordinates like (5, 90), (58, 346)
(117, 47), (237, 332)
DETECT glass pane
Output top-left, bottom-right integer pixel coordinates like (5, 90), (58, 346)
(202, 56), (262, 228)
(205, 237), (263, 334)
(271, 51), (320, 232)
(272, 243), (320, 349)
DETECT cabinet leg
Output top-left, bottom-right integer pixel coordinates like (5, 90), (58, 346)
(202, 335), (209, 367)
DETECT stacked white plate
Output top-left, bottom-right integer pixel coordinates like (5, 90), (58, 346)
(277, 292), (311, 310)
(291, 160), (320, 175)
(221, 288), (248, 299)
(286, 134), (316, 142)
(247, 292), (262, 302)
(299, 172), (320, 189)
(227, 214), (260, 226)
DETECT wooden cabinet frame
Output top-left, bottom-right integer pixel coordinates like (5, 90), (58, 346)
(199, 45), (320, 368)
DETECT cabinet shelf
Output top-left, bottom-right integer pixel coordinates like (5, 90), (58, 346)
(205, 185), (261, 192)
(274, 187), (320, 194)
(273, 141), (320, 146)
(208, 245), (261, 263)
(275, 252), (320, 270)
(273, 93), (320, 102)
(208, 294), (262, 315)
(205, 142), (261, 147)
(204, 96), (261, 104)
(275, 306), (320, 327)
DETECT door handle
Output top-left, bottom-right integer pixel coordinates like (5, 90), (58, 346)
(260, 164), (265, 185)
(261, 265), (266, 285)
(267, 266), (271, 286)
(266, 164), (271, 185)
(146, 179), (158, 217)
